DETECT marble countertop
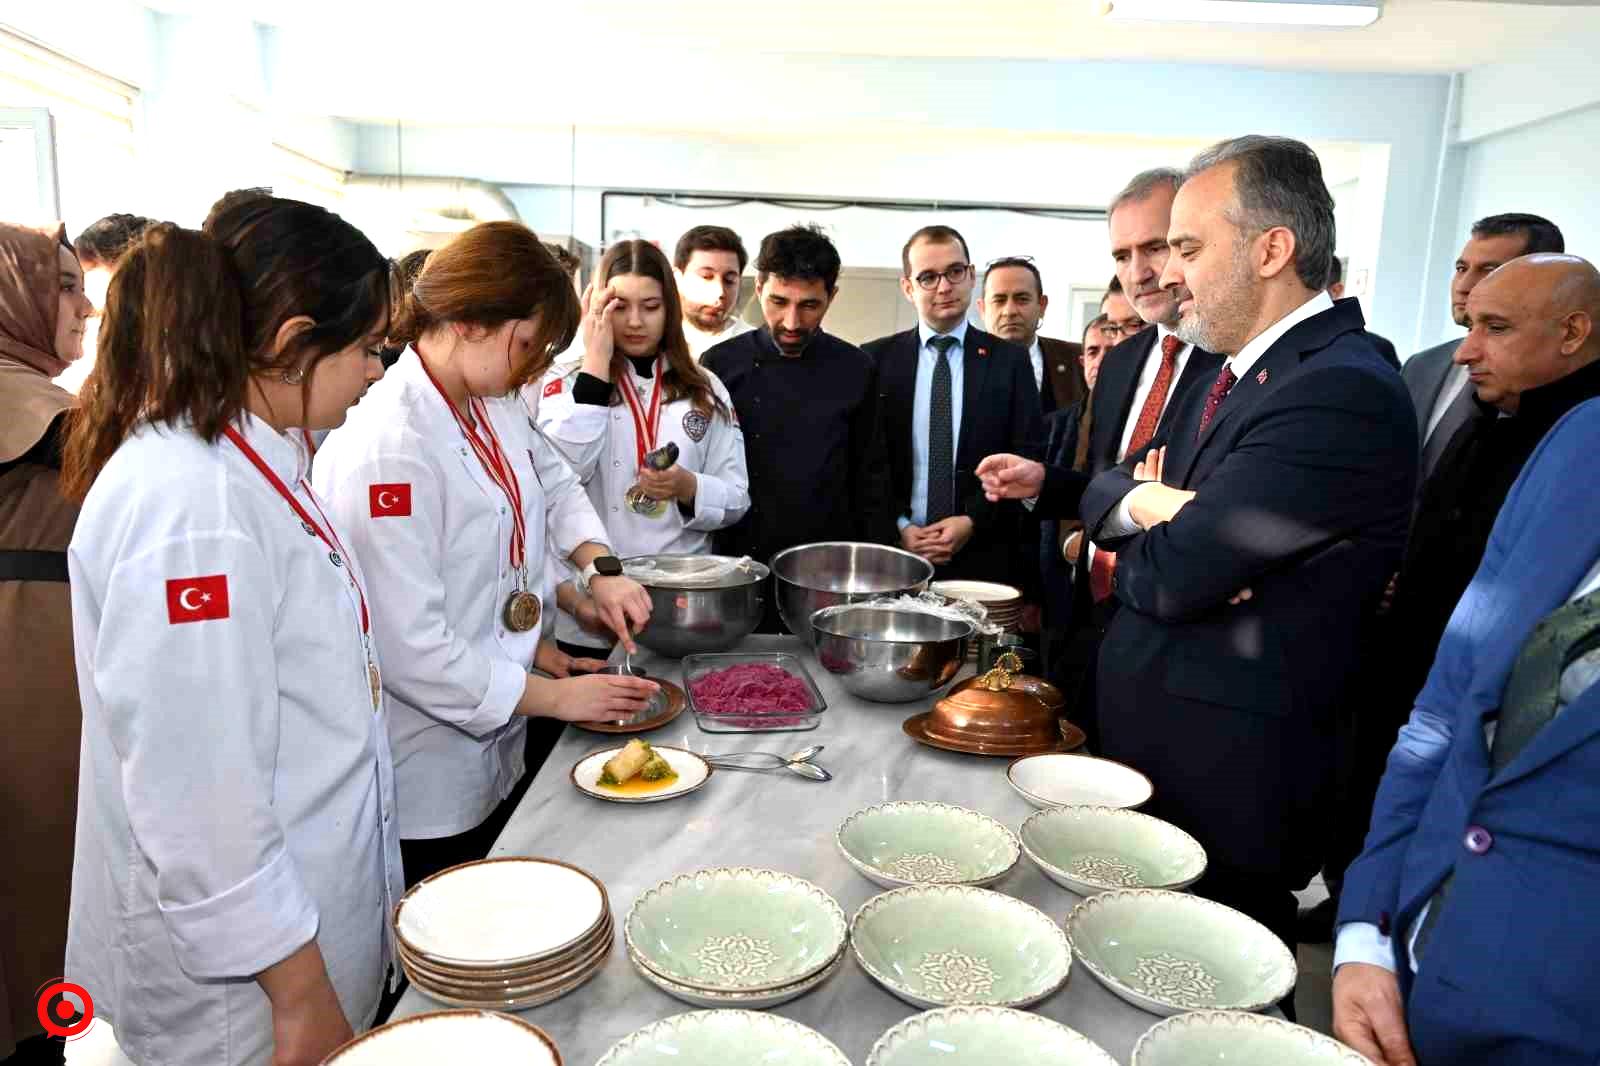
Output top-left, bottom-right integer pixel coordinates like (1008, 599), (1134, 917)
(390, 635), (1261, 1064)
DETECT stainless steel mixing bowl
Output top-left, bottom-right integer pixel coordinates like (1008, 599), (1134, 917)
(623, 554), (769, 658)
(768, 542), (935, 646)
(809, 603), (974, 703)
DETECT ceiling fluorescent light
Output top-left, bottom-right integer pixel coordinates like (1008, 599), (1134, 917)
(1104, 0), (1381, 27)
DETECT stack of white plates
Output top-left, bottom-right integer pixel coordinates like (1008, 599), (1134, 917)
(930, 581), (1023, 660)
(394, 857), (612, 1010)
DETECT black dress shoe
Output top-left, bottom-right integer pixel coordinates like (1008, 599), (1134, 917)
(1296, 895), (1338, 944)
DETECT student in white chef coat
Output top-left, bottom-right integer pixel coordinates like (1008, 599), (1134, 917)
(312, 222), (656, 889)
(536, 239), (749, 656)
(60, 204), (401, 1066)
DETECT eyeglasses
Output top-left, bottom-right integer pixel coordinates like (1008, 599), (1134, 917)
(913, 264), (973, 291)
(1099, 318), (1146, 339)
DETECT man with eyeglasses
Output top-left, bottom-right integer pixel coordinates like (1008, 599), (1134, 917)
(864, 225), (1043, 585)
(1098, 276), (1145, 346)
(978, 256), (1087, 415)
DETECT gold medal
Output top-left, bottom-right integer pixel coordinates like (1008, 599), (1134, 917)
(624, 485), (669, 518)
(504, 590), (542, 632)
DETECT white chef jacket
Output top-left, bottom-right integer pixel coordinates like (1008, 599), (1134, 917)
(313, 348), (608, 839)
(66, 413), (402, 1066)
(535, 356), (749, 646)
(685, 315), (754, 362)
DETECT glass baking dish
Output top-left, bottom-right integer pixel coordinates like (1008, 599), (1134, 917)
(681, 652), (829, 733)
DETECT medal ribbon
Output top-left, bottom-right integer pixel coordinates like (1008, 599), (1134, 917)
(223, 426), (369, 636)
(417, 357), (528, 578)
(617, 357), (664, 471)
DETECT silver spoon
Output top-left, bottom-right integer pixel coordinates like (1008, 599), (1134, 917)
(785, 761), (832, 782)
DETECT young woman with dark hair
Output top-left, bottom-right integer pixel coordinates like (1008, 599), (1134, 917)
(535, 238), (748, 657)
(60, 204), (403, 1066)
(311, 221), (655, 889)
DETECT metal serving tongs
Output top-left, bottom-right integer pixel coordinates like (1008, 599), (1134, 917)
(704, 745), (831, 781)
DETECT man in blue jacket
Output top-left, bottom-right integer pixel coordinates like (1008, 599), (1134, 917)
(1334, 389), (1600, 1065)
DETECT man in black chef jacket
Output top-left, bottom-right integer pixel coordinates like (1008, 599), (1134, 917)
(703, 224), (896, 631)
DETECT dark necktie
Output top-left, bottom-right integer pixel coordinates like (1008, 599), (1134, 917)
(1196, 364), (1238, 440)
(926, 335), (958, 524)
(1127, 334), (1183, 456)
(1413, 586), (1600, 958)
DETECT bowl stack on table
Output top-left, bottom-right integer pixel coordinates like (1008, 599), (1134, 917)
(929, 580), (1023, 660)
(394, 857), (613, 1010)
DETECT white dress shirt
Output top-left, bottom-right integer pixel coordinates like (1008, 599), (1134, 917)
(314, 349), (608, 839)
(67, 413), (402, 1065)
(901, 318), (970, 529)
(1104, 291), (1333, 538)
(1332, 552), (1600, 975)
(685, 315), (755, 362)
(534, 357), (750, 647)
(1028, 337), (1045, 393)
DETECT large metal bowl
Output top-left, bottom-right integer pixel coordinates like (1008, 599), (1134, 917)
(770, 542), (936, 646)
(810, 603), (974, 703)
(623, 554), (769, 658)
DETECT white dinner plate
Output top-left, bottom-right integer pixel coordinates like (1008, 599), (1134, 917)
(571, 745), (713, 804)
(931, 580), (1023, 604)
(396, 857), (607, 966)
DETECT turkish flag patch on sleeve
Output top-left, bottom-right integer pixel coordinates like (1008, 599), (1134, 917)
(543, 379), (562, 398)
(166, 574), (230, 624)
(369, 483), (412, 518)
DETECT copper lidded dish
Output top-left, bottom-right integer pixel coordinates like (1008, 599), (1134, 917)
(903, 654), (1085, 756)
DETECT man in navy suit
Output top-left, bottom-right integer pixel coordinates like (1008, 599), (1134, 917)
(1334, 393), (1600, 1066)
(863, 226), (1042, 587)
(987, 136), (1417, 962)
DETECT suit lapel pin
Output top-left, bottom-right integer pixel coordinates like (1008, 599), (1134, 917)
(977, 347), (988, 357)
(1256, 369), (1269, 385)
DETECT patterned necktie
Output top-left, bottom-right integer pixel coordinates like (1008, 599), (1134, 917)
(926, 335), (958, 524)
(1196, 363), (1238, 440)
(1413, 585), (1600, 958)
(1126, 334), (1183, 457)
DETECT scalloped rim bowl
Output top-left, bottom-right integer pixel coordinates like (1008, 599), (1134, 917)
(1019, 806), (1207, 894)
(1065, 889), (1297, 1016)
(850, 885), (1071, 1009)
(595, 1010), (850, 1066)
(867, 1006), (1119, 1066)
(323, 1009), (561, 1065)
(1007, 753), (1153, 809)
(625, 867), (847, 993)
(837, 802), (1021, 888)
(629, 942), (847, 1010)
(1133, 1010), (1375, 1065)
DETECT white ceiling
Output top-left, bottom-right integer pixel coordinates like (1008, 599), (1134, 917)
(145, 0), (1600, 75)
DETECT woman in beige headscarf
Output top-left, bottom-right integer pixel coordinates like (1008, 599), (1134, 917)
(0, 221), (93, 1061)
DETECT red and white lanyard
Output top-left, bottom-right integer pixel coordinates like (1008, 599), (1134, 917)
(299, 428), (317, 459)
(618, 357), (664, 470)
(223, 426), (377, 702)
(418, 358), (529, 585)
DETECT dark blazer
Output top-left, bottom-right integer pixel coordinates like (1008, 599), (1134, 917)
(864, 325), (1043, 587)
(1038, 336), (1087, 414)
(1365, 330), (1400, 371)
(1402, 338), (1463, 434)
(1340, 400), (1600, 1064)
(1080, 298), (1418, 891)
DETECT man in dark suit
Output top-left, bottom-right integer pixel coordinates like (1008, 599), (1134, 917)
(1327, 257), (1399, 370)
(863, 225), (1042, 587)
(977, 256), (1087, 414)
(1072, 136), (1418, 961)
(1302, 211), (1568, 943)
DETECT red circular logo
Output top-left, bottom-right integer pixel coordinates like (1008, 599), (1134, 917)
(35, 980), (94, 1039)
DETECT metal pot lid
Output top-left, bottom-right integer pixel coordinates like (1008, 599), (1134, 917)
(621, 553), (770, 589)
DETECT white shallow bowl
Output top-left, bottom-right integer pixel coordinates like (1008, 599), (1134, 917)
(395, 857), (606, 966)
(571, 745), (712, 804)
(323, 1010), (560, 1065)
(1007, 753), (1153, 809)
(867, 1006), (1119, 1066)
(850, 885), (1071, 1010)
(1134, 1011), (1375, 1065)
(1065, 889), (1297, 1016)
(629, 943), (846, 1009)
(836, 802), (1020, 888)
(595, 1010), (850, 1066)
(1020, 806), (1206, 894)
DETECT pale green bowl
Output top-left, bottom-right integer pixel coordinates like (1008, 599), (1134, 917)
(1134, 1011), (1374, 1065)
(596, 1010), (850, 1066)
(1020, 806), (1206, 894)
(625, 867), (846, 993)
(837, 802), (1021, 888)
(850, 885), (1071, 1009)
(867, 1006), (1119, 1066)
(1065, 889), (1296, 1016)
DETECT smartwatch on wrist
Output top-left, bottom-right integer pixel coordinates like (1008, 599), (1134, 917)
(579, 554), (623, 594)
